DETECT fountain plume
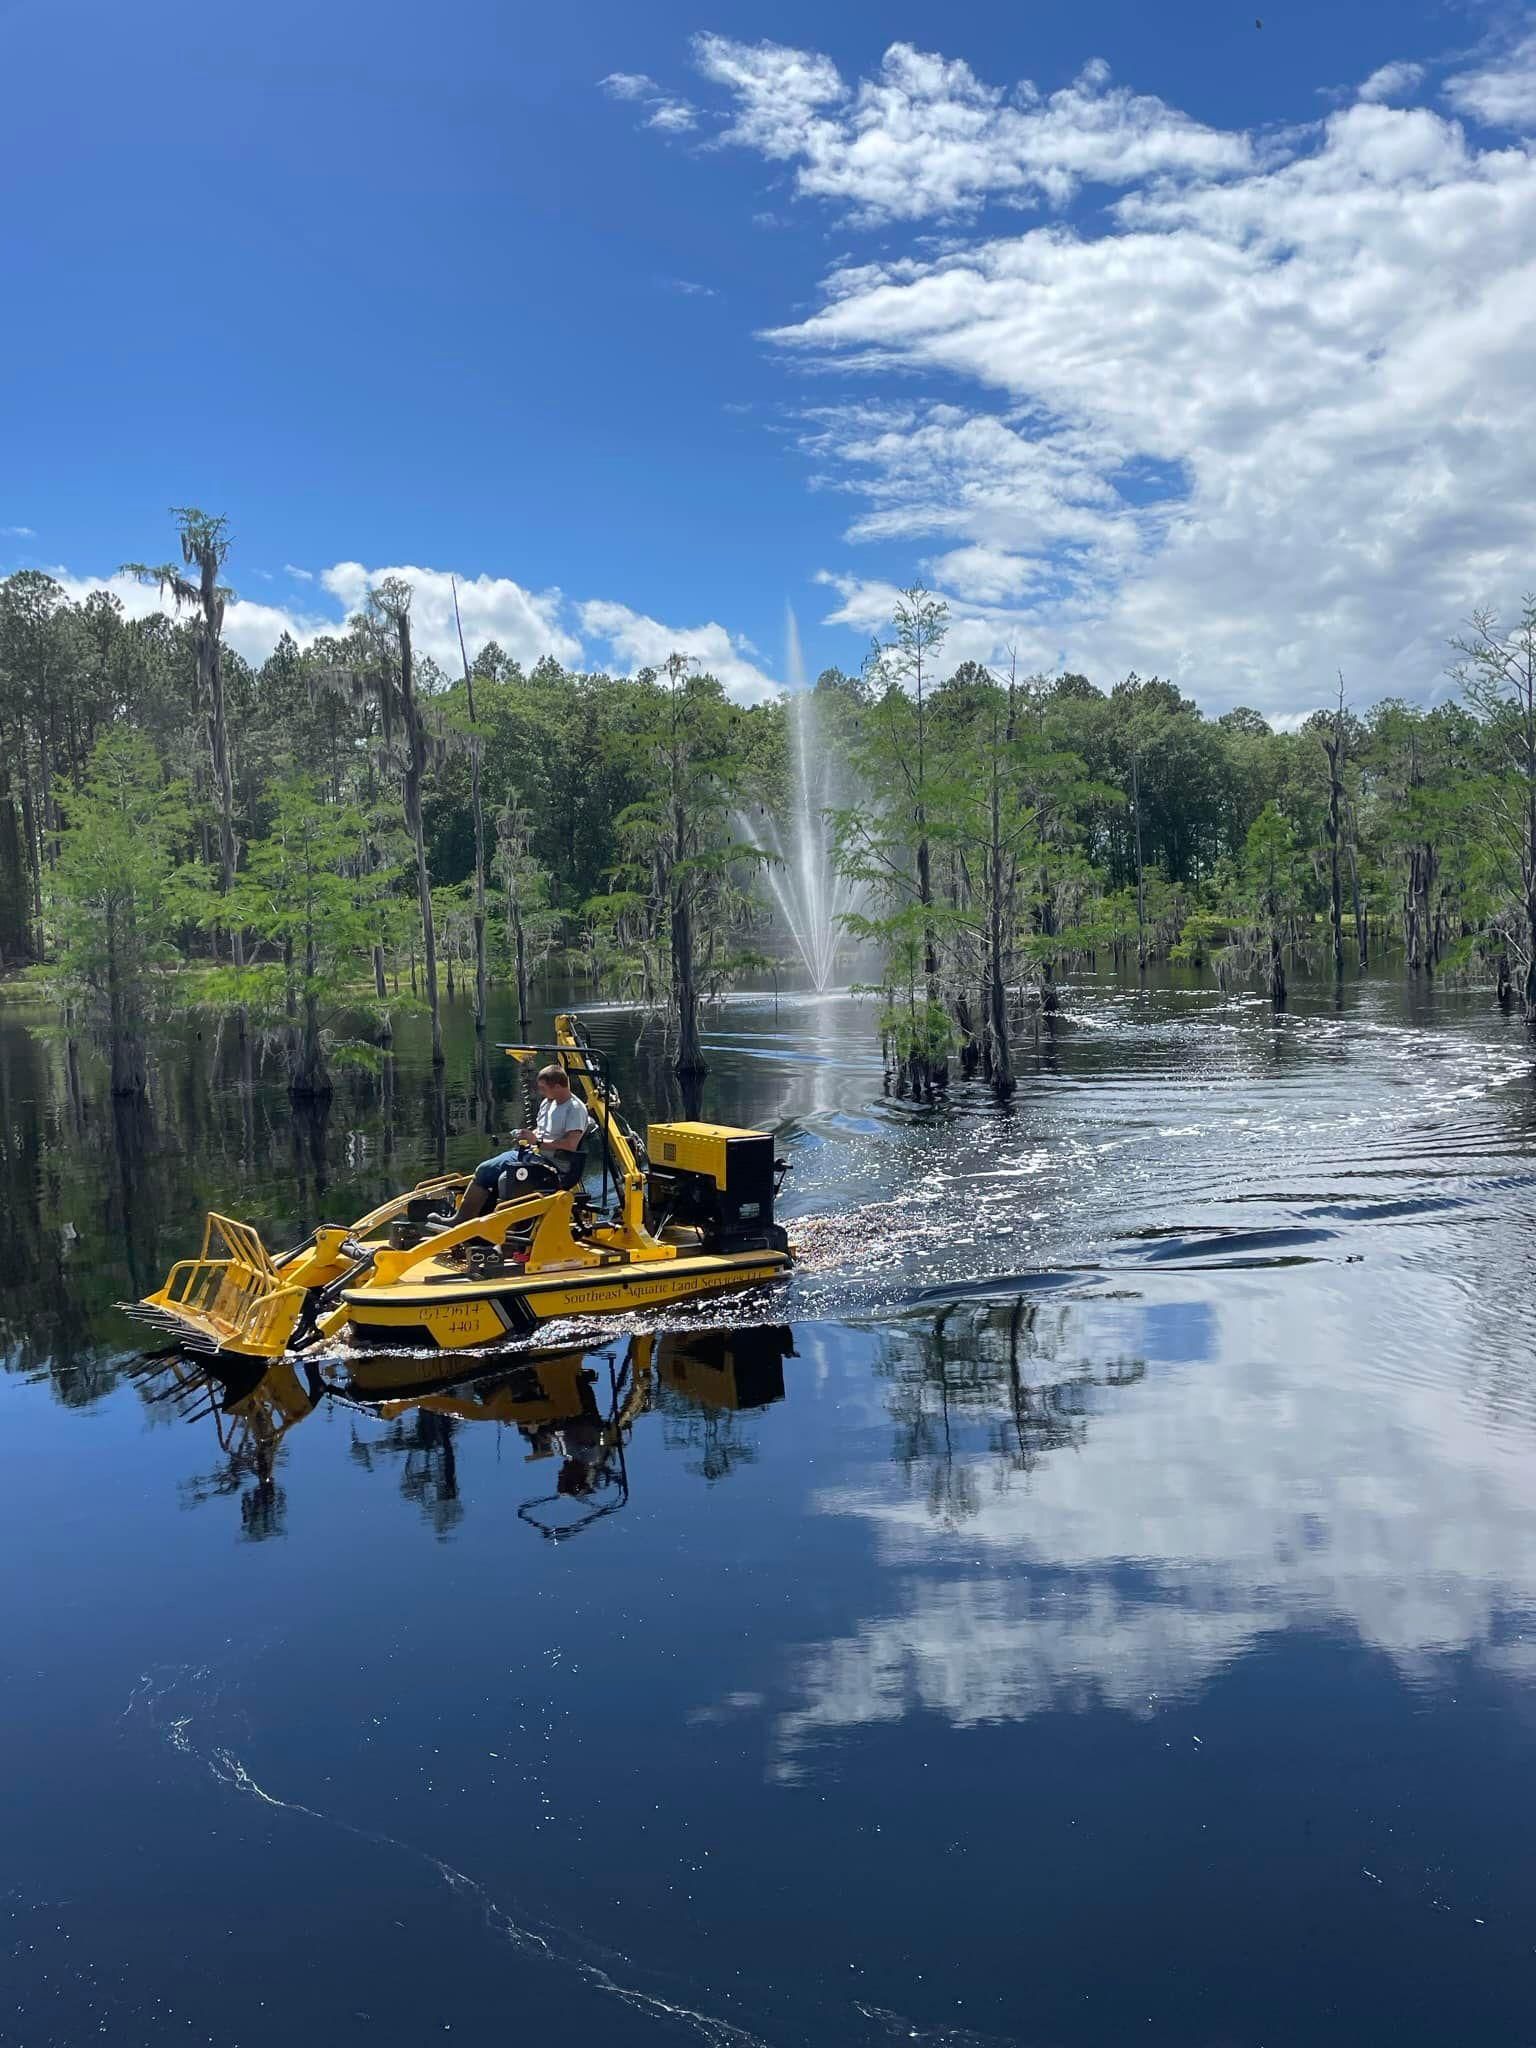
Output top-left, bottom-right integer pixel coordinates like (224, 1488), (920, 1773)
(739, 606), (865, 994)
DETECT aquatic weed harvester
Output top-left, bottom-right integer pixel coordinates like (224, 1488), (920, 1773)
(124, 1015), (792, 1361)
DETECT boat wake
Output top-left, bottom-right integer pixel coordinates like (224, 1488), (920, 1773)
(122, 1662), (773, 2047)
(122, 1661), (1016, 2047)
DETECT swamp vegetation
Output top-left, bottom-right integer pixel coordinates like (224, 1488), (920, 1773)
(4, 510), (1536, 1101)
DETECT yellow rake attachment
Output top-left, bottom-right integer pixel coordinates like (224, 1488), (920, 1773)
(123, 1175), (473, 1362)
(121, 1212), (312, 1360)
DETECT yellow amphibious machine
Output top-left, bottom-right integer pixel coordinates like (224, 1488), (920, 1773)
(125, 1015), (793, 1362)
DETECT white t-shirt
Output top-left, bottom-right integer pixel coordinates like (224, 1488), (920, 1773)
(536, 1094), (592, 1156)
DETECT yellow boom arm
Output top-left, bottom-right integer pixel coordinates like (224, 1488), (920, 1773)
(501, 1013), (653, 1242)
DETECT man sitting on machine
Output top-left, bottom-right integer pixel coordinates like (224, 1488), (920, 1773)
(453, 1063), (594, 1223)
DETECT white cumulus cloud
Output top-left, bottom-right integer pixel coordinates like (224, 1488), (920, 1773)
(578, 598), (779, 703)
(38, 561), (581, 674)
(317, 562), (581, 673)
(745, 87), (1536, 715)
(44, 569), (335, 667)
(691, 36), (1252, 223)
(32, 558), (782, 697)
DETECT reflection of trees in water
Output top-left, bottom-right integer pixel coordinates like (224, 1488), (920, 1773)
(877, 1297), (1146, 1527)
(0, 998), (529, 1410)
(181, 1452), (288, 1542)
(138, 1355), (321, 1542)
(348, 1409), (465, 1539)
(7, 995), (747, 1415)
(654, 1389), (759, 1484)
(0, 1026), (160, 1396)
(288, 1097), (331, 1215)
(651, 1324), (792, 1483)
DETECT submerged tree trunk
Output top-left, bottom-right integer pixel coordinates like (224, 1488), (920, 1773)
(201, 601), (242, 978)
(453, 582), (490, 1037)
(291, 922), (331, 1099)
(105, 901), (147, 1098)
(507, 884), (530, 1036)
(1409, 851), (1433, 970)
(282, 933), (297, 1073)
(18, 748), (41, 957)
(394, 607), (443, 1066)
(1324, 685), (1346, 979)
(985, 702), (1015, 1100)
(660, 662), (707, 1079)
(1130, 745), (1147, 972)
(1418, 843), (1438, 974)
(497, 803), (533, 1036)
(1347, 840), (1368, 968)
(359, 788), (391, 1033)
(672, 850), (705, 1075)
(170, 534), (247, 1019)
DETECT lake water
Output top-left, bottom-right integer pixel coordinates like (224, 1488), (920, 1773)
(6, 973), (1536, 2046)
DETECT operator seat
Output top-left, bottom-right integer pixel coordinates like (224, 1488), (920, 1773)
(498, 1136), (590, 1201)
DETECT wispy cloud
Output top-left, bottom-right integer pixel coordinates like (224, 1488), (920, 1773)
(1445, 31), (1536, 129)
(601, 68), (698, 135)
(282, 563), (314, 581)
(600, 70), (655, 101)
(646, 99), (697, 133)
(1357, 60), (1425, 104)
(1, 524), (35, 539)
(666, 277), (718, 297)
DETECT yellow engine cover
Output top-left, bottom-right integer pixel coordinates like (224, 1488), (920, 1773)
(646, 1121), (764, 1187)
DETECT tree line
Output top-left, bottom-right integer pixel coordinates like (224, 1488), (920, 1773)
(833, 589), (1536, 1097)
(2, 512), (1533, 1102)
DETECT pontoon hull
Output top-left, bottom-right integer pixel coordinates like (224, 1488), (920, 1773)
(338, 1248), (793, 1350)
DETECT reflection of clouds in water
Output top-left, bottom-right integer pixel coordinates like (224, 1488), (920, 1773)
(769, 1280), (1536, 1773)
(770, 1577), (1265, 1779)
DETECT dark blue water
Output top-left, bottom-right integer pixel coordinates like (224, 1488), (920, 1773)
(6, 974), (1536, 2046)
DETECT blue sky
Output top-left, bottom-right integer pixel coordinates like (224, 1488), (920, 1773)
(3, 0), (1534, 713)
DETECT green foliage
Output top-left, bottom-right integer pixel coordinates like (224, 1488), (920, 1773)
(201, 778), (388, 1090)
(10, 532), (1536, 1087)
(46, 730), (186, 1093)
(585, 658), (773, 1065)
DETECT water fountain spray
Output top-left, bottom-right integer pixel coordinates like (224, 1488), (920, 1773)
(738, 606), (866, 994)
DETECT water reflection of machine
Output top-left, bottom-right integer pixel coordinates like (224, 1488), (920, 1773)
(132, 1325), (794, 1542)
